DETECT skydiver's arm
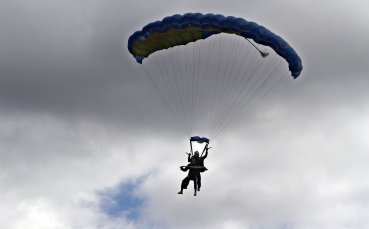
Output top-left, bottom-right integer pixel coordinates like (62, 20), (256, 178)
(201, 145), (207, 154)
(187, 153), (191, 162)
(202, 144), (209, 159)
(202, 149), (208, 159)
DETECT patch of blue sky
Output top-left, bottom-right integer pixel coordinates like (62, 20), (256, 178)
(99, 178), (145, 222)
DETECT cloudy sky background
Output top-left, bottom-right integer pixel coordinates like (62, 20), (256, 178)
(1, 0), (369, 228)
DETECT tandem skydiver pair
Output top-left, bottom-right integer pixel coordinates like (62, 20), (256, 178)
(178, 136), (210, 196)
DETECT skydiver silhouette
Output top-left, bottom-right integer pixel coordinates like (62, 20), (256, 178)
(178, 144), (209, 196)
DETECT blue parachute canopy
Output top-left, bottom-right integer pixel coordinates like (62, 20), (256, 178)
(127, 13), (304, 138)
(128, 13), (303, 78)
(191, 136), (210, 144)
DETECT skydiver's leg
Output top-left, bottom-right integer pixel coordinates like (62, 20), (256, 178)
(178, 177), (189, 194)
(197, 173), (201, 191)
(183, 177), (190, 189)
(193, 178), (197, 196)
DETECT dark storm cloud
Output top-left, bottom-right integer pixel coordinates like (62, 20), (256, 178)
(1, 0), (368, 132)
(0, 0), (179, 133)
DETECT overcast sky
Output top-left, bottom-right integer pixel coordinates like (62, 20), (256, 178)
(1, 0), (369, 228)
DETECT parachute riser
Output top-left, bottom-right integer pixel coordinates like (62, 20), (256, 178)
(190, 140), (193, 156)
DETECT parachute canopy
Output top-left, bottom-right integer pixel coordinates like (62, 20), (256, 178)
(128, 13), (302, 78)
(128, 13), (303, 139)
